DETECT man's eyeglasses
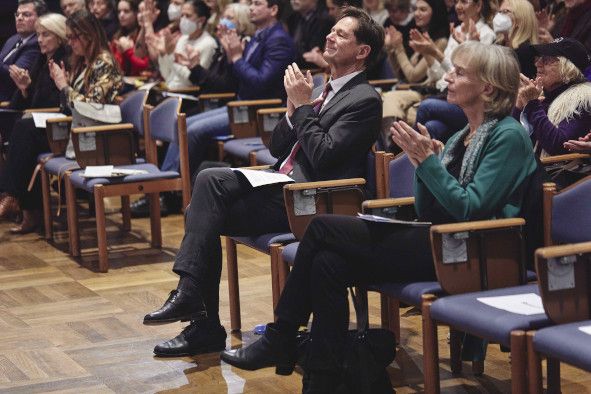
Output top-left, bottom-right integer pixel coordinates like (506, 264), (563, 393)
(15, 11), (34, 18)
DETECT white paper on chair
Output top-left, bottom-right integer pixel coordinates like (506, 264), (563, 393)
(161, 91), (199, 101)
(578, 325), (591, 335)
(32, 112), (67, 128)
(233, 168), (294, 187)
(356, 213), (431, 226)
(82, 166), (148, 178)
(138, 81), (158, 91)
(477, 293), (545, 315)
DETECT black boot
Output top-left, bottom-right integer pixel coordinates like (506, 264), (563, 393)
(154, 319), (227, 357)
(220, 323), (297, 375)
(143, 289), (206, 325)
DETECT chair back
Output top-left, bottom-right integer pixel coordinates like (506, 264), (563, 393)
(535, 242), (591, 324)
(365, 149), (377, 199)
(227, 99), (282, 139)
(257, 107), (286, 148)
(120, 90), (148, 135)
(149, 97), (181, 143)
(546, 176), (591, 245)
(388, 153), (415, 198)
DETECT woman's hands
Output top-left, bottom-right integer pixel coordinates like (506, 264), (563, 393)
(48, 59), (68, 90)
(516, 73), (543, 110)
(451, 20), (480, 44)
(219, 28), (244, 63)
(175, 45), (201, 69)
(391, 121), (442, 167)
(8, 65), (32, 95)
(564, 131), (591, 153)
(117, 36), (134, 52)
(384, 26), (403, 51)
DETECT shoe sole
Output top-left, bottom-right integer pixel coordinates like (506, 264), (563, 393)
(153, 342), (226, 357)
(143, 312), (207, 326)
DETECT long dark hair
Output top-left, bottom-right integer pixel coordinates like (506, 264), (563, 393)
(67, 9), (117, 88)
(113, 0), (140, 40)
(423, 0), (449, 41)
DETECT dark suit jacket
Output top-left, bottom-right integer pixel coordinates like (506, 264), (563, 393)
(232, 22), (296, 100)
(270, 72), (382, 183)
(0, 33), (40, 101)
(287, 8), (333, 69)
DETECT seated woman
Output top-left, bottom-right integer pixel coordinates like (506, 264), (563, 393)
(0, 13), (67, 232)
(89, 0), (120, 40)
(515, 38), (591, 157)
(221, 41), (538, 390)
(110, 0), (150, 76)
(381, 0), (448, 129)
(410, 0), (495, 141)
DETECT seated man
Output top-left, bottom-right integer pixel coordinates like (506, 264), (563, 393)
(0, 0), (46, 101)
(143, 7), (385, 358)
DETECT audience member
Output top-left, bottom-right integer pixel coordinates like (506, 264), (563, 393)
(60, 0), (85, 17)
(286, 0), (333, 68)
(383, 0), (415, 54)
(204, 0), (232, 34)
(143, 8), (383, 362)
(493, 0), (538, 79)
(110, 0), (150, 75)
(221, 41), (538, 391)
(364, 0), (389, 25)
(514, 38), (591, 156)
(538, 0), (590, 51)
(411, 0), (495, 141)
(0, 0), (47, 101)
(157, 0), (217, 89)
(135, 0), (167, 63)
(0, 13), (67, 232)
(89, 0), (119, 40)
(167, 0), (185, 22)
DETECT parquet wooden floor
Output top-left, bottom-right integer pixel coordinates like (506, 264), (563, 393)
(0, 199), (590, 393)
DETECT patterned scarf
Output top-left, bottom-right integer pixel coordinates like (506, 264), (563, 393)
(440, 118), (499, 186)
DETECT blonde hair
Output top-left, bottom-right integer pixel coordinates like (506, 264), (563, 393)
(36, 13), (67, 44)
(452, 41), (520, 118)
(558, 57), (586, 84)
(504, 0), (538, 48)
(225, 3), (255, 36)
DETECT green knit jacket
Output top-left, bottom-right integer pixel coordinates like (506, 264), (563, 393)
(414, 116), (537, 222)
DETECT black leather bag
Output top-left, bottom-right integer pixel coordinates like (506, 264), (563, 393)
(297, 288), (396, 394)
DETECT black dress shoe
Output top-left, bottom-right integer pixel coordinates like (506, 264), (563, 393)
(143, 289), (206, 325)
(220, 323), (297, 375)
(154, 320), (227, 357)
(130, 196), (169, 218)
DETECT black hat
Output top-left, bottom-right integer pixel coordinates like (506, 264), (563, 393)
(530, 37), (591, 73)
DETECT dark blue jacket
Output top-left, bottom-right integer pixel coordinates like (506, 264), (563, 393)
(0, 33), (41, 101)
(232, 22), (295, 101)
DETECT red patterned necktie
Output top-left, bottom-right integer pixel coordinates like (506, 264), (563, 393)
(279, 83), (332, 175)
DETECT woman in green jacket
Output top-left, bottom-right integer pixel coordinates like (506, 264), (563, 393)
(221, 41), (538, 391)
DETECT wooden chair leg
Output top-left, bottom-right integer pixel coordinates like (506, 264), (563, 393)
(277, 247), (290, 293)
(450, 328), (463, 374)
(510, 330), (527, 394)
(94, 186), (109, 273)
(547, 357), (561, 394)
(121, 195), (131, 231)
(148, 193), (161, 248)
(65, 172), (80, 257)
(422, 294), (440, 394)
(526, 331), (543, 394)
(269, 243), (281, 310)
(248, 151), (257, 166)
(226, 237), (241, 332)
(388, 298), (401, 343)
(41, 167), (53, 240)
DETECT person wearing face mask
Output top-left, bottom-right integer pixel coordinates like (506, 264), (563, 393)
(492, 0), (539, 79)
(167, 0), (184, 22)
(157, 0), (217, 89)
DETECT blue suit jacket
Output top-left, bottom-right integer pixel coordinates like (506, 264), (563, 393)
(0, 33), (41, 101)
(232, 22), (295, 101)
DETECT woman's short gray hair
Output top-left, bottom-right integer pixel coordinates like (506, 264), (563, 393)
(452, 41), (520, 119)
(36, 13), (67, 43)
(558, 57), (586, 84)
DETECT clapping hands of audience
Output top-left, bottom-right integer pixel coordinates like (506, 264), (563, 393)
(303, 46), (329, 69)
(384, 26), (403, 51)
(408, 29), (438, 58)
(391, 121), (443, 167)
(117, 36), (134, 52)
(48, 59), (68, 91)
(175, 45), (201, 69)
(516, 73), (543, 109)
(219, 28), (244, 63)
(451, 20), (480, 44)
(564, 131), (591, 153)
(283, 62), (313, 117)
(536, 9), (555, 43)
(8, 65), (32, 95)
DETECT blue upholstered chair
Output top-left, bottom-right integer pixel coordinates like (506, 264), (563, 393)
(64, 97), (191, 272)
(40, 90), (148, 241)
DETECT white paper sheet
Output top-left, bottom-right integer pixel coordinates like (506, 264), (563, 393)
(233, 168), (294, 187)
(356, 213), (431, 226)
(84, 165), (114, 177)
(32, 112), (67, 128)
(161, 91), (199, 101)
(578, 325), (591, 335)
(477, 293), (545, 316)
(138, 81), (159, 91)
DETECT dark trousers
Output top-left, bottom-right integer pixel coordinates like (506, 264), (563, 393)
(275, 215), (436, 372)
(173, 168), (291, 319)
(0, 117), (49, 210)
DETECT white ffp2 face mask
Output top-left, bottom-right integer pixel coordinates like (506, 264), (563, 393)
(493, 12), (513, 33)
(167, 3), (182, 21)
(180, 17), (199, 35)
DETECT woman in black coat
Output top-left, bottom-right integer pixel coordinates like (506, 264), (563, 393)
(0, 13), (68, 233)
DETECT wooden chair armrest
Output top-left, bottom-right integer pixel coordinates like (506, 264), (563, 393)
(258, 107), (287, 115)
(395, 83), (422, 91)
(540, 153), (591, 164)
(228, 98), (283, 107)
(241, 165), (272, 170)
(284, 178), (366, 191)
(431, 218), (525, 234)
(362, 197), (415, 210)
(0, 101), (10, 108)
(199, 92), (237, 100)
(72, 123), (134, 133)
(535, 241), (591, 260)
(24, 107), (61, 113)
(165, 86), (201, 94)
(46, 116), (72, 124)
(368, 78), (399, 85)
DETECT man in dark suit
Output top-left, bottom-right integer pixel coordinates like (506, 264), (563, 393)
(143, 7), (384, 359)
(0, 0), (46, 101)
